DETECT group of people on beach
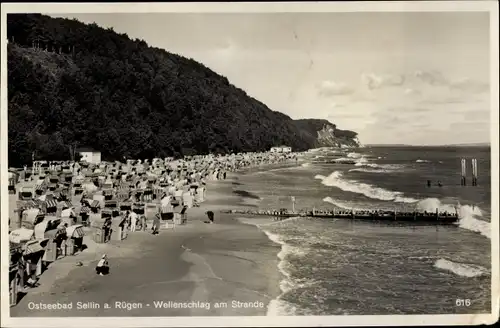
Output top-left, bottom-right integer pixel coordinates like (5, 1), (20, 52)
(10, 150), (300, 286)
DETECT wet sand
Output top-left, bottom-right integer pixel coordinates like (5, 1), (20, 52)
(10, 174), (282, 317)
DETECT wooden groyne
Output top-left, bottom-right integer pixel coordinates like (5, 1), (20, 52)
(221, 208), (459, 225)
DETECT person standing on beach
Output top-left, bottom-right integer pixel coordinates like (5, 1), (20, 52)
(103, 217), (112, 242)
(128, 210), (138, 232)
(152, 212), (160, 235)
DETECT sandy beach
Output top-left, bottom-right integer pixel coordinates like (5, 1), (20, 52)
(10, 172), (283, 317)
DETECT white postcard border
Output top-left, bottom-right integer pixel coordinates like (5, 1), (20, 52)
(1, 1), (498, 327)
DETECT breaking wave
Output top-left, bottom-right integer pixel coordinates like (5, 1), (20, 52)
(347, 152), (362, 159)
(349, 167), (392, 174)
(267, 299), (299, 316)
(315, 174), (490, 239)
(333, 157), (356, 163)
(301, 162), (311, 167)
(415, 198), (490, 239)
(323, 197), (368, 211)
(354, 156), (370, 166)
(352, 156), (403, 171)
(416, 159), (431, 163)
(314, 171), (418, 203)
(434, 259), (489, 278)
(261, 229), (316, 316)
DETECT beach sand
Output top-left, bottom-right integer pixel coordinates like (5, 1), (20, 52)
(9, 173), (282, 317)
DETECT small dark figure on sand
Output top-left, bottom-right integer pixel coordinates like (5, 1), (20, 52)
(152, 213), (160, 235)
(103, 218), (112, 242)
(427, 180), (431, 187)
(437, 181), (442, 187)
(96, 254), (109, 276)
(206, 211), (214, 223)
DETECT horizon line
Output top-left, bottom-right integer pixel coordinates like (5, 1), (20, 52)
(364, 142), (491, 147)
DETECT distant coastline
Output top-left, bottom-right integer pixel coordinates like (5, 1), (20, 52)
(365, 143), (490, 147)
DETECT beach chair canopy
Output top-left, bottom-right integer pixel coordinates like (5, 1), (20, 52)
(66, 224), (85, 238)
(9, 228), (35, 243)
(34, 220), (52, 239)
(44, 199), (58, 209)
(21, 186), (34, 193)
(23, 208), (42, 224)
(102, 189), (114, 196)
(23, 238), (49, 256)
(146, 203), (159, 210)
(90, 200), (101, 208)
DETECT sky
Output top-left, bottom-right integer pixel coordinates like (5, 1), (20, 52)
(53, 12), (491, 145)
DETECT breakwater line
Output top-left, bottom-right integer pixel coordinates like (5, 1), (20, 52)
(221, 208), (459, 225)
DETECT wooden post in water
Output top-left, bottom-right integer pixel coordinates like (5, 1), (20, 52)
(291, 196), (296, 214)
(472, 158), (478, 186)
(436, 208), (439, 220)
(461, 158), (467, 186)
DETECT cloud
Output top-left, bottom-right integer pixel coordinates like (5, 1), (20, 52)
(404, 88), (421, 96)
(361, 72), (405, 90)
(413, 70), (448, 86)
(317, 80), (354, 96)
(329, 102), (345, 109)
(449, 121), (489, 130)
(386, 107), (432, 114)
(413, 70), (489, 94)
(449, 78), (489, 93)
(462, 110), (490, 121)
(419, 97), (468, 105)
(358, 70), (489, 97)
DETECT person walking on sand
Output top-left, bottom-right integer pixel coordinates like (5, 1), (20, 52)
(96, 254), (109, 276)
(128, 210), (138, 232)
(152, 212), (160, 235)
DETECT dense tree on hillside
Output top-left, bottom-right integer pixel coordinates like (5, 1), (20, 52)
(7, 14), (357, 166)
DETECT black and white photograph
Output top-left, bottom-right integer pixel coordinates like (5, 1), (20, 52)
(1, 1), (498, 327)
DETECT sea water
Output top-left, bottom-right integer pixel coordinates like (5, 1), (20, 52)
(238, 146), (491, 315)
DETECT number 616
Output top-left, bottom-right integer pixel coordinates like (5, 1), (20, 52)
(456, 299), (471, 306)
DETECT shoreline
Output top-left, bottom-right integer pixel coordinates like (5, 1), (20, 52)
(10, 166), (286, 317)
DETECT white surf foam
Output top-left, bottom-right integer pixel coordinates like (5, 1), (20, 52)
(316, 174), (490, 238)
(301, 162), (311, 167)
(415, 198), (490, 239)
(261, 228), (316, 316)
(347, 152), (362, 159)
(434, 258), (489, 278)
(315, 171), (418, 203)
(262, 230), (307, 288)
(352, 157), (403, 171)
(323, 197), (367, 211)
(416, 159), (431, 163)
(333, 157), (354, 163)
(349, 167), (392, 174)
(354, 156), (370, 166)
(267, 299), (299, 316)
(408, 256), (438, 260)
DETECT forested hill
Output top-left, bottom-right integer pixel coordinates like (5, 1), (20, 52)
(7, 14), (358, 166)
